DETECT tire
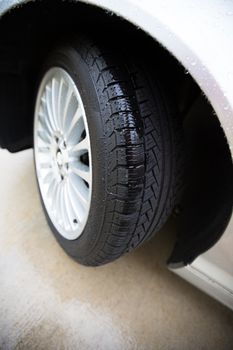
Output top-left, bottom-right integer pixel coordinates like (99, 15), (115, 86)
(33, 36), (183, 266)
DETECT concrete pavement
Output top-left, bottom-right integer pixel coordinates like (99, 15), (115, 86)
(0, 149), (233, 350)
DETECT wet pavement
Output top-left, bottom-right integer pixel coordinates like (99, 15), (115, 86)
(0, 149), (233, 350)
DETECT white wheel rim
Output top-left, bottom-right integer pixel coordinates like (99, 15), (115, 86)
(34, 67), (92, 240)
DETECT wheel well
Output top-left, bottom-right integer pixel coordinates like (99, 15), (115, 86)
(0, 0), (232, 264)
(168, 95), (233, 266)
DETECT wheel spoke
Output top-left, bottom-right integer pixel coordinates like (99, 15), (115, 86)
(66, 106), (82, 139)
(63, 87), (73, 130)
(41, 96), (55, 134)
(60, 183), (72, 229)
(38, 109), (53, 136)
(70, 161), (90, 184)
(54, 183), (62, 220)
(40, 161), (52, 169)
(57, 78), (65, 130)
(63, 182), (74, 228)
(47, 177), (58, 199)
(43, 171), (54, 184)
(69, 137), (89, 155)
(69, 173), (89, 210)
(38, 146), (50, 153)
(69, 117), (85, 145)
(37, 129), (51, 144)
(45, 85), (57, 131)
(63, 181), (83, 227)
(51, 78), (59, 130)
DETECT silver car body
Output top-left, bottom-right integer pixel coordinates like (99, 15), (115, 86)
(1, 0), (232, 309)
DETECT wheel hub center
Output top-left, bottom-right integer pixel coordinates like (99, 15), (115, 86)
(56, 150), (64, 167)
(54, 140), (69, 177)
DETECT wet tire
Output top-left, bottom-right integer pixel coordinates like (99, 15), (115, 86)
(34, 36), (183, 266)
